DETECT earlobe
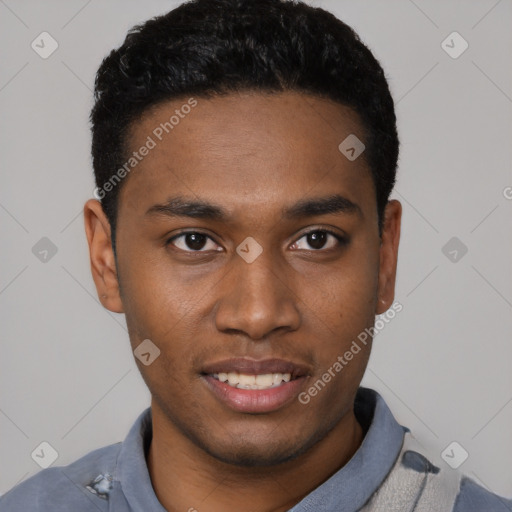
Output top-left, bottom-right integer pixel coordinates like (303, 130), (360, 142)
(83, 199), (124, 313)
(375, 199), (402, 315)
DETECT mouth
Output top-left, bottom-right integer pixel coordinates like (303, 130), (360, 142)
(210, 371), (293, 390)
(201, 358), (310, 413)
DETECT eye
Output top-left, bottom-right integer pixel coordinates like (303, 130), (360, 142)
(167, 232), (222, 252)
(290, 229), (346, 251)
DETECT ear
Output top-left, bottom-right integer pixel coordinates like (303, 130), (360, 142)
(83, 199), (124, 313)
(375, 199), (402, 315)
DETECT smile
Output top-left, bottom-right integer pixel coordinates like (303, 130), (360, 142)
(211, 372), (292, 390)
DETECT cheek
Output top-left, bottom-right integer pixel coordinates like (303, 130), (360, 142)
(125, 305), (200, 400)
(307, 253), (378, 331)
(118, 256), (212, 390)
(118, 247), (203, 336)
(298, 245), (379, 375)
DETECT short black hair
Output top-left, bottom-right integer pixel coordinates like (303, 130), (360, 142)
(90, 0), (399, 256)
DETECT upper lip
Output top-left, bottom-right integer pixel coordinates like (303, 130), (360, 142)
(201, 358), (310, 379)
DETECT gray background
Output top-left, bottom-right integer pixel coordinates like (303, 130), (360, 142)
(1, 0), (511, 499)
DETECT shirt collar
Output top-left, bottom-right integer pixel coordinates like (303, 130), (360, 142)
(116, 387), (405, 512)
(115, 405), (166, 511)
(288, 387), (406, 511)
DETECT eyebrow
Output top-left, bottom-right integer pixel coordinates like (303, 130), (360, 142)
(145, 194), (362, 221)
(282, 194), (361, 220)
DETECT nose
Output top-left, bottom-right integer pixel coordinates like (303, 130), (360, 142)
(214, 249), (301, 340)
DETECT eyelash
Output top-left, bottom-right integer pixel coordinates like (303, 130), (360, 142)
(166, 228), (347, 253)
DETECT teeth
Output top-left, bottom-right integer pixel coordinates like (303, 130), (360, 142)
(238, 374), (256, 387)
(227, 372), (238, 386)
(212, 371), (292, 390)
(255, 374), (273, 387)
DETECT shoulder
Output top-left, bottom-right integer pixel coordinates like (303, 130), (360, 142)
(362, 428), (512, 511)
(453, 476), (512, 512)
(0, 442), (121, 512)
(399, 435), (512, 511)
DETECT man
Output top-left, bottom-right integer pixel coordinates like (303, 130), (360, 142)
(1, 0), (510, 510)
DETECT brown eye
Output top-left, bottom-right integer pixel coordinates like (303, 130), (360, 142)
(167, 232), (222, 252)
(290, 229), (346, 251)
(183, 233), (207, 250)
(306, 231), (328, 250)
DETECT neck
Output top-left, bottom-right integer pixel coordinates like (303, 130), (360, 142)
(147, 403), (364, 512)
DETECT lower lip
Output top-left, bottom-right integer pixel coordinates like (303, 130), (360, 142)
(202, 375), (306, 413)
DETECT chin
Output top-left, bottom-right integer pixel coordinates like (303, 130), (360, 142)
(194, 423), (331, 468)
(201, 438), (305, 467)
(153, 392), (337, 468)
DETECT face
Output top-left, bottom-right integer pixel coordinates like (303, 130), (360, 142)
(85, 91), (401, 467)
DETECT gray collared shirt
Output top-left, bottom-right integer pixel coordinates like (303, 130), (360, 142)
(1, 388), (510, 511)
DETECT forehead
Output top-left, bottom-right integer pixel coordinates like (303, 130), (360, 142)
(119, 91), (374, 218)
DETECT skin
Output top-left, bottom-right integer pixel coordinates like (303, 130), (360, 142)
(84, 90), (401, 512)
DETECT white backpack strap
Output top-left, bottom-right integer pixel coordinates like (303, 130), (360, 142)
(361, 432), (461, 512)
